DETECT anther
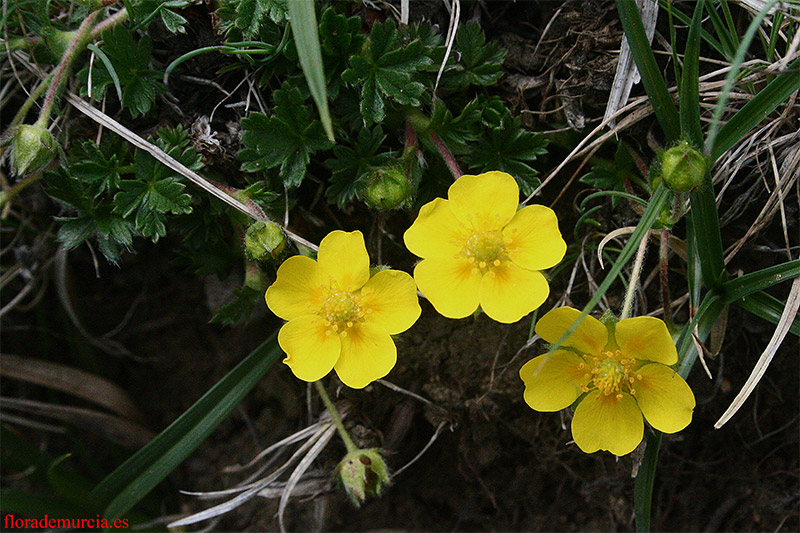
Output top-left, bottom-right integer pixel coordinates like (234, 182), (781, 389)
(616, 393), (623, 401)
(493, 259), (501, 266)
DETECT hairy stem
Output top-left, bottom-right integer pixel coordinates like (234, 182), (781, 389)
(621, 230), (650, 320)
(659, 229), (673, 325)
(314, 380), (357, 454)
(430, 133), (462, 180)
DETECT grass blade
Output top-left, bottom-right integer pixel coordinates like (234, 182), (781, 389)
(288, 0), (334, 142)
(90, 332), (282, 520)
(689, 181), (727, 289)
(634, 432), (662, 532)
(616, 0), (680, 141)
(711, 55), (800, 161)
(720, 260), (800, 303)
(735, 290), (800, 337)
(704, 0), (784, 157)
(679, 0), (705, 146)
(87, 44), (123, 102)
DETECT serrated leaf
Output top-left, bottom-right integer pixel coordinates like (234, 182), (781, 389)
(45, 168), (93, 212)
(325, 127), (394, 207)
(239, 85), (333, 188)
(78, 25), (165, 117)
(463, 117), (548, 196)
(341, 19), (432, 126)
(427, 98), (482, 155)
(69, 142), (123, 198)
(319, 7), (364, 58)
(440, 21), (505, 89)
(234, 0), (287, 39)
(57, 216), (96, 249)
(160, 7), (188, 34)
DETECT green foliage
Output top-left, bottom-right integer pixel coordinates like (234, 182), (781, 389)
(232, 0), (288, 39)
(342, 19), (433, 126)
(440, 21), (506, 89)
(239, 84), (334, 187)
(78, 25), (164, 116)
(325, 127), (395, 207)
(462, 116), (548, 196)
(129, 0), (191, 34)
(211, 286), (263, 325)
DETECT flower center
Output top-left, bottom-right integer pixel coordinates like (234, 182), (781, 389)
(580, 350), (643, 401)
(320, 289), (365, 336)
(459, 229), (510, 275)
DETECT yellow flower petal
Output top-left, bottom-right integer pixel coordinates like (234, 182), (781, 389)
(448, 171), (519, 230)
(503, 205), (567, 271)
(616, 316), (678, 364)
(403, 198), (465, 259)
(278, 315), (341, 382)
(534, 307), (607, 354)
(266, 255), (327, 321)
(334, 323), (396, 389)
(520, 350), (590, 412)
(317, 230), (370, 292)
(413, 256), (481, 319)
(479, 262), (549, 323)
(360, 269), (421, 334)
(572, 391), (644, 456)
(634, 363), (695, 433)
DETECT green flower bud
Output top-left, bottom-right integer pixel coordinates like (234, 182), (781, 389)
(9, 125), (58, 176)
(658, 141), (707, 192)
(359, 165), (413, 210)
(244, 221), (286, 261)
(336, 448), (391, 507)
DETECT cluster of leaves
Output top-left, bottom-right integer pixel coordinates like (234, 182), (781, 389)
(227, 7), (548, 203)
(14, 1), (551, 319)
(47, 126), (201, 264)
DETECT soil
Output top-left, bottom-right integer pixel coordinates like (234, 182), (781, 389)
(2, 0), (798, 531)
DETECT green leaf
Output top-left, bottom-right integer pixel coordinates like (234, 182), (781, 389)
(735, 290), (800, 337)
(238, 85), (333, 187)
(69, 141), (123, 198)
(440, 21), (505, 88)
(288, 0), (334, 142)
(57, 216), (97, 249)
(616, 0), (680, 141)
(160, 5), (188, 34)
(341, 19), (432, 126)
(234, 0), (288, 39)
(427, 98), (482, 155)
(710, 55), (800, 161)
(91, 332), (282, 519)
(462, 116), (548, 196)
(46, 167), (93, 212)
(78, 25), (164, 116)
(319, 7), (364, 59)
(325, 126), (393, 207)
(720, 260), (800, 304)
(211, 286), (262, 325)
(679, 0), (704, 146)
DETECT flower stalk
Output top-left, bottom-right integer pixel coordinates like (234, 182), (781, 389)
(620, 230), (650, 320)
(314, 380), (357, 454)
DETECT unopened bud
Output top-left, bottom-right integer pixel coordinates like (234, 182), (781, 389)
(9, 125), (58, 176)
(244, 221), (286, 261)
(336, 448), (391, 507)
(359, 165), (413, 210)
(658, 141), (707, 192)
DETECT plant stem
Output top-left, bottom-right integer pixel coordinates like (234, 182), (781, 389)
(621, 229), (650, 320)
(659, 229), (673, 326)
(36, 10), (102, 128)
(314, 380), (357, 454)
(430, 133), (462, 180)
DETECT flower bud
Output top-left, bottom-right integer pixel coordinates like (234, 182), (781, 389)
(336, 448), (391, 507)
(658, 141), (707, 192)
(9, 125), (58, 176)
(359, 165), (413, 210)
(244, 221), (286, 261)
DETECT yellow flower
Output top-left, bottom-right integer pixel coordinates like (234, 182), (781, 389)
(519, 307), (696, 456)
(265, 230), (421, 389)
(403, 171), (566, 323)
